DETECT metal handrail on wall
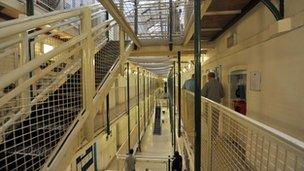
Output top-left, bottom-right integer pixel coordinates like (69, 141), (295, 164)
(181, 90), (304, 171)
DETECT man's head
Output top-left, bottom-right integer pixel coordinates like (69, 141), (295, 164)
(129, 149), (134, 155)
(207, 72), (216, 81)
(174, 151), (179, 157)
(191, 74), (195, 79)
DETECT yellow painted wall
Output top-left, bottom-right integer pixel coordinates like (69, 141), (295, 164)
(201, 4), (304, 140)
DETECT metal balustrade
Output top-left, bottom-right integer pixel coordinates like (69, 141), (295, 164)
(181, 90), (304, 171)
(0, 5), (126, 170)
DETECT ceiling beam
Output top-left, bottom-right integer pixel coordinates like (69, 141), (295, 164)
(201, 28), (222, 32)
(98, 0), (142, 47)
(130, 43), (214, 57)
(205, 10), (242, 16)
(182, 0), (213, 46)
(211, 0), (260, 41)
(0, 0), (24, 13)
(0, 12), (14, 20)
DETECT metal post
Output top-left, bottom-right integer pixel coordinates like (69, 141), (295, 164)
(137, 67), (141, 151)
(106, 94), (111, 135)
(194, 0), (202, 170)
(105, 11), (109, 40)
(26, 0), (34, 16)
(173, 62), (176, 151)
(168, 76), (173, 146)
(143, 70), (146, 129)
(26, 0), (34, 101)
(168, 156), (171, 171)
(169, 0), (173, 51)
(280, 0), (284, 18)
(134, 0), (138, 50)
(148, 73), (150, 123)
(127, 62), (131, 151)
(177, 51), (181, 137)
(81, 7), (95, 141)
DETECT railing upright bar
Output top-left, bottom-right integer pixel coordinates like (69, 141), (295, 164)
(173, 61), (176, 151)
(106, 94), (111, 135)
(81, 7), (95, 141)
(177, 51), (181, 137)
(194, 0), (202, 170)
(137, 67), (141, 151)
(143, 70), (146, 130)
(206, 103), (212, 171)
(127, 62), (131, 151)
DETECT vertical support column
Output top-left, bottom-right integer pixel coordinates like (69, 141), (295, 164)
(81, 7), (95, 141)
(177, 51), (181, 137)
(26, 0), (34, 101)
(134, 0), (138, 50)
(119, 28), (125, 57)
(105, 11), (109, 40)
(18, 14), (30, 116)
(143, 70), (146, 130)
(280, 0), (284, 18)
(159, 0), (163, 34)
(127, 62), (131, 151)
(194, 0), (202, 170)
(137, 67), (141, 151)
(26, 0), (34, 16)
(169, 0), (173, 51)
(106, 94), (111, 136)
(173, 62), (176, 151)
(147, 73), (150, 123)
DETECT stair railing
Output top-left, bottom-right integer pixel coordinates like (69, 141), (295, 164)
(0, 5), (128, 170)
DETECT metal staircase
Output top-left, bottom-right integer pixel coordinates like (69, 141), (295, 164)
(0, 5), (133, 171)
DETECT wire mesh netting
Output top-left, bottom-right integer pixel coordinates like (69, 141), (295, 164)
(95, 41), (120, 89)
(0, 5), (113, 170)
(181, 90), (304, 171)
(0, 15), (84, 170)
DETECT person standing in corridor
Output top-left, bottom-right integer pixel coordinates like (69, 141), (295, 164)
(201, 72), (224, 103)
(182, 74), (195, 92)
(172, 151), (183, 171)
(125, 149), (136, 171)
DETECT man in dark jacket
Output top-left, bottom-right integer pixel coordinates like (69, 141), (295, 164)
(201, 72), (224, 103)
(172, 151), (182, 171)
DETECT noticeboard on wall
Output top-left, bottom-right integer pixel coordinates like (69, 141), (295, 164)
(250, 71), (261, 91)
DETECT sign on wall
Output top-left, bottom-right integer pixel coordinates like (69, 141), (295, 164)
(250, 71), (261, 91)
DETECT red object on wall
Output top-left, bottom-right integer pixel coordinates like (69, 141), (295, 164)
(233, 100), (246, 115)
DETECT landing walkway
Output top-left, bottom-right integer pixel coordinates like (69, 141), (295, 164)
(135, 106), (173, 171)
(106, 105), (172, 171)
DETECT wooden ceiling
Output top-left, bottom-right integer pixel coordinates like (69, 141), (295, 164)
(200, 0), (259, 41)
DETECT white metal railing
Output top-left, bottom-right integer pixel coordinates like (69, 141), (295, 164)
(181, 90), (304, 171)
(0, 6), (121, 171)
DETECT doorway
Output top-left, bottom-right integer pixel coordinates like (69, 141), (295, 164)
(229, 69), (247, 115)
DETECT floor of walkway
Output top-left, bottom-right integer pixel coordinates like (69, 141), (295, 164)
(135, 106), (173, 171)
(106, 105), (173, 171)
